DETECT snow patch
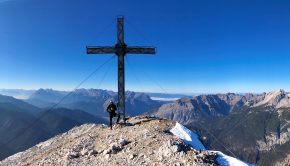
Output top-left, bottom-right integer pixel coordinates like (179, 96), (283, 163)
(214, 151), (252, 166)
(170, 123), (255, 166)
(170, 122), (205, 151)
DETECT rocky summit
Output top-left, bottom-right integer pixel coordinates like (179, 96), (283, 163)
(0, 116), (217, 166)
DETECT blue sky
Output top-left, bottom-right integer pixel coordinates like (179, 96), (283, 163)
(0, 0), (290, 93)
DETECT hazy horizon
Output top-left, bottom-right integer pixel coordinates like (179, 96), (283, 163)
(0, 87), (283, 95)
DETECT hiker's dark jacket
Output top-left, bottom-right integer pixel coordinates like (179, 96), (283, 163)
(106, 103), (117, 115)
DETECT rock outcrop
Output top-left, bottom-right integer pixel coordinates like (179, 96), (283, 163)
(0, 116), (217, 166)
(253, 89), (290, 108)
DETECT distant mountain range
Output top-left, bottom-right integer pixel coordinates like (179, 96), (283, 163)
(25, 88), (162, 117)
(0, 94), (107, 160)
(154, 89), (290, 165)
(2, 88), (290, 165)
(0, 89), (163, 160)
(0, 89), (188, 102)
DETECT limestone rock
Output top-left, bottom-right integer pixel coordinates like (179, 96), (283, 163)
(0, 116), (217, 166)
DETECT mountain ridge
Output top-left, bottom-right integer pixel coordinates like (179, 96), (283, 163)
(154, 90), (290, 165)
(155, 89), (290, 124)
(0, 116), (249, 166)
(0, 95), (107, 160)
(26, 88), (162, 117)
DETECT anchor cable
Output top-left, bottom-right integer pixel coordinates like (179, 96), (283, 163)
(2, 55), (115, 148)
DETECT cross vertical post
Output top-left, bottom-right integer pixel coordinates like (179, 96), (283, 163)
(116, 17), (126, 122)
(86, 16), (156, 123)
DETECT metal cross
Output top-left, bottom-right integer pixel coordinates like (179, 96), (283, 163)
(86, 16), (156, 121)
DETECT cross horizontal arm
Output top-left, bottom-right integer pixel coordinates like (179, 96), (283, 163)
(87, 46), (115, 54)
(126, 46), (156, 54)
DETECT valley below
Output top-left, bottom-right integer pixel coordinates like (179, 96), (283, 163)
(1, 88), (290, 166)
(154, 89), (290, 166)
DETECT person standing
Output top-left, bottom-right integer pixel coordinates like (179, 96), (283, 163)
(106, 101), (117, 130)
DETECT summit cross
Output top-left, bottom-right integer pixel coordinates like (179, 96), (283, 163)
(86, 16), (156, 121)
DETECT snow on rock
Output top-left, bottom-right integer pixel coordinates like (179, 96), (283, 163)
(170, 123), (256, 166)
(0, 116), (218, 166)
(170, 122), (205, 151)
(214, 151), (252, 166)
